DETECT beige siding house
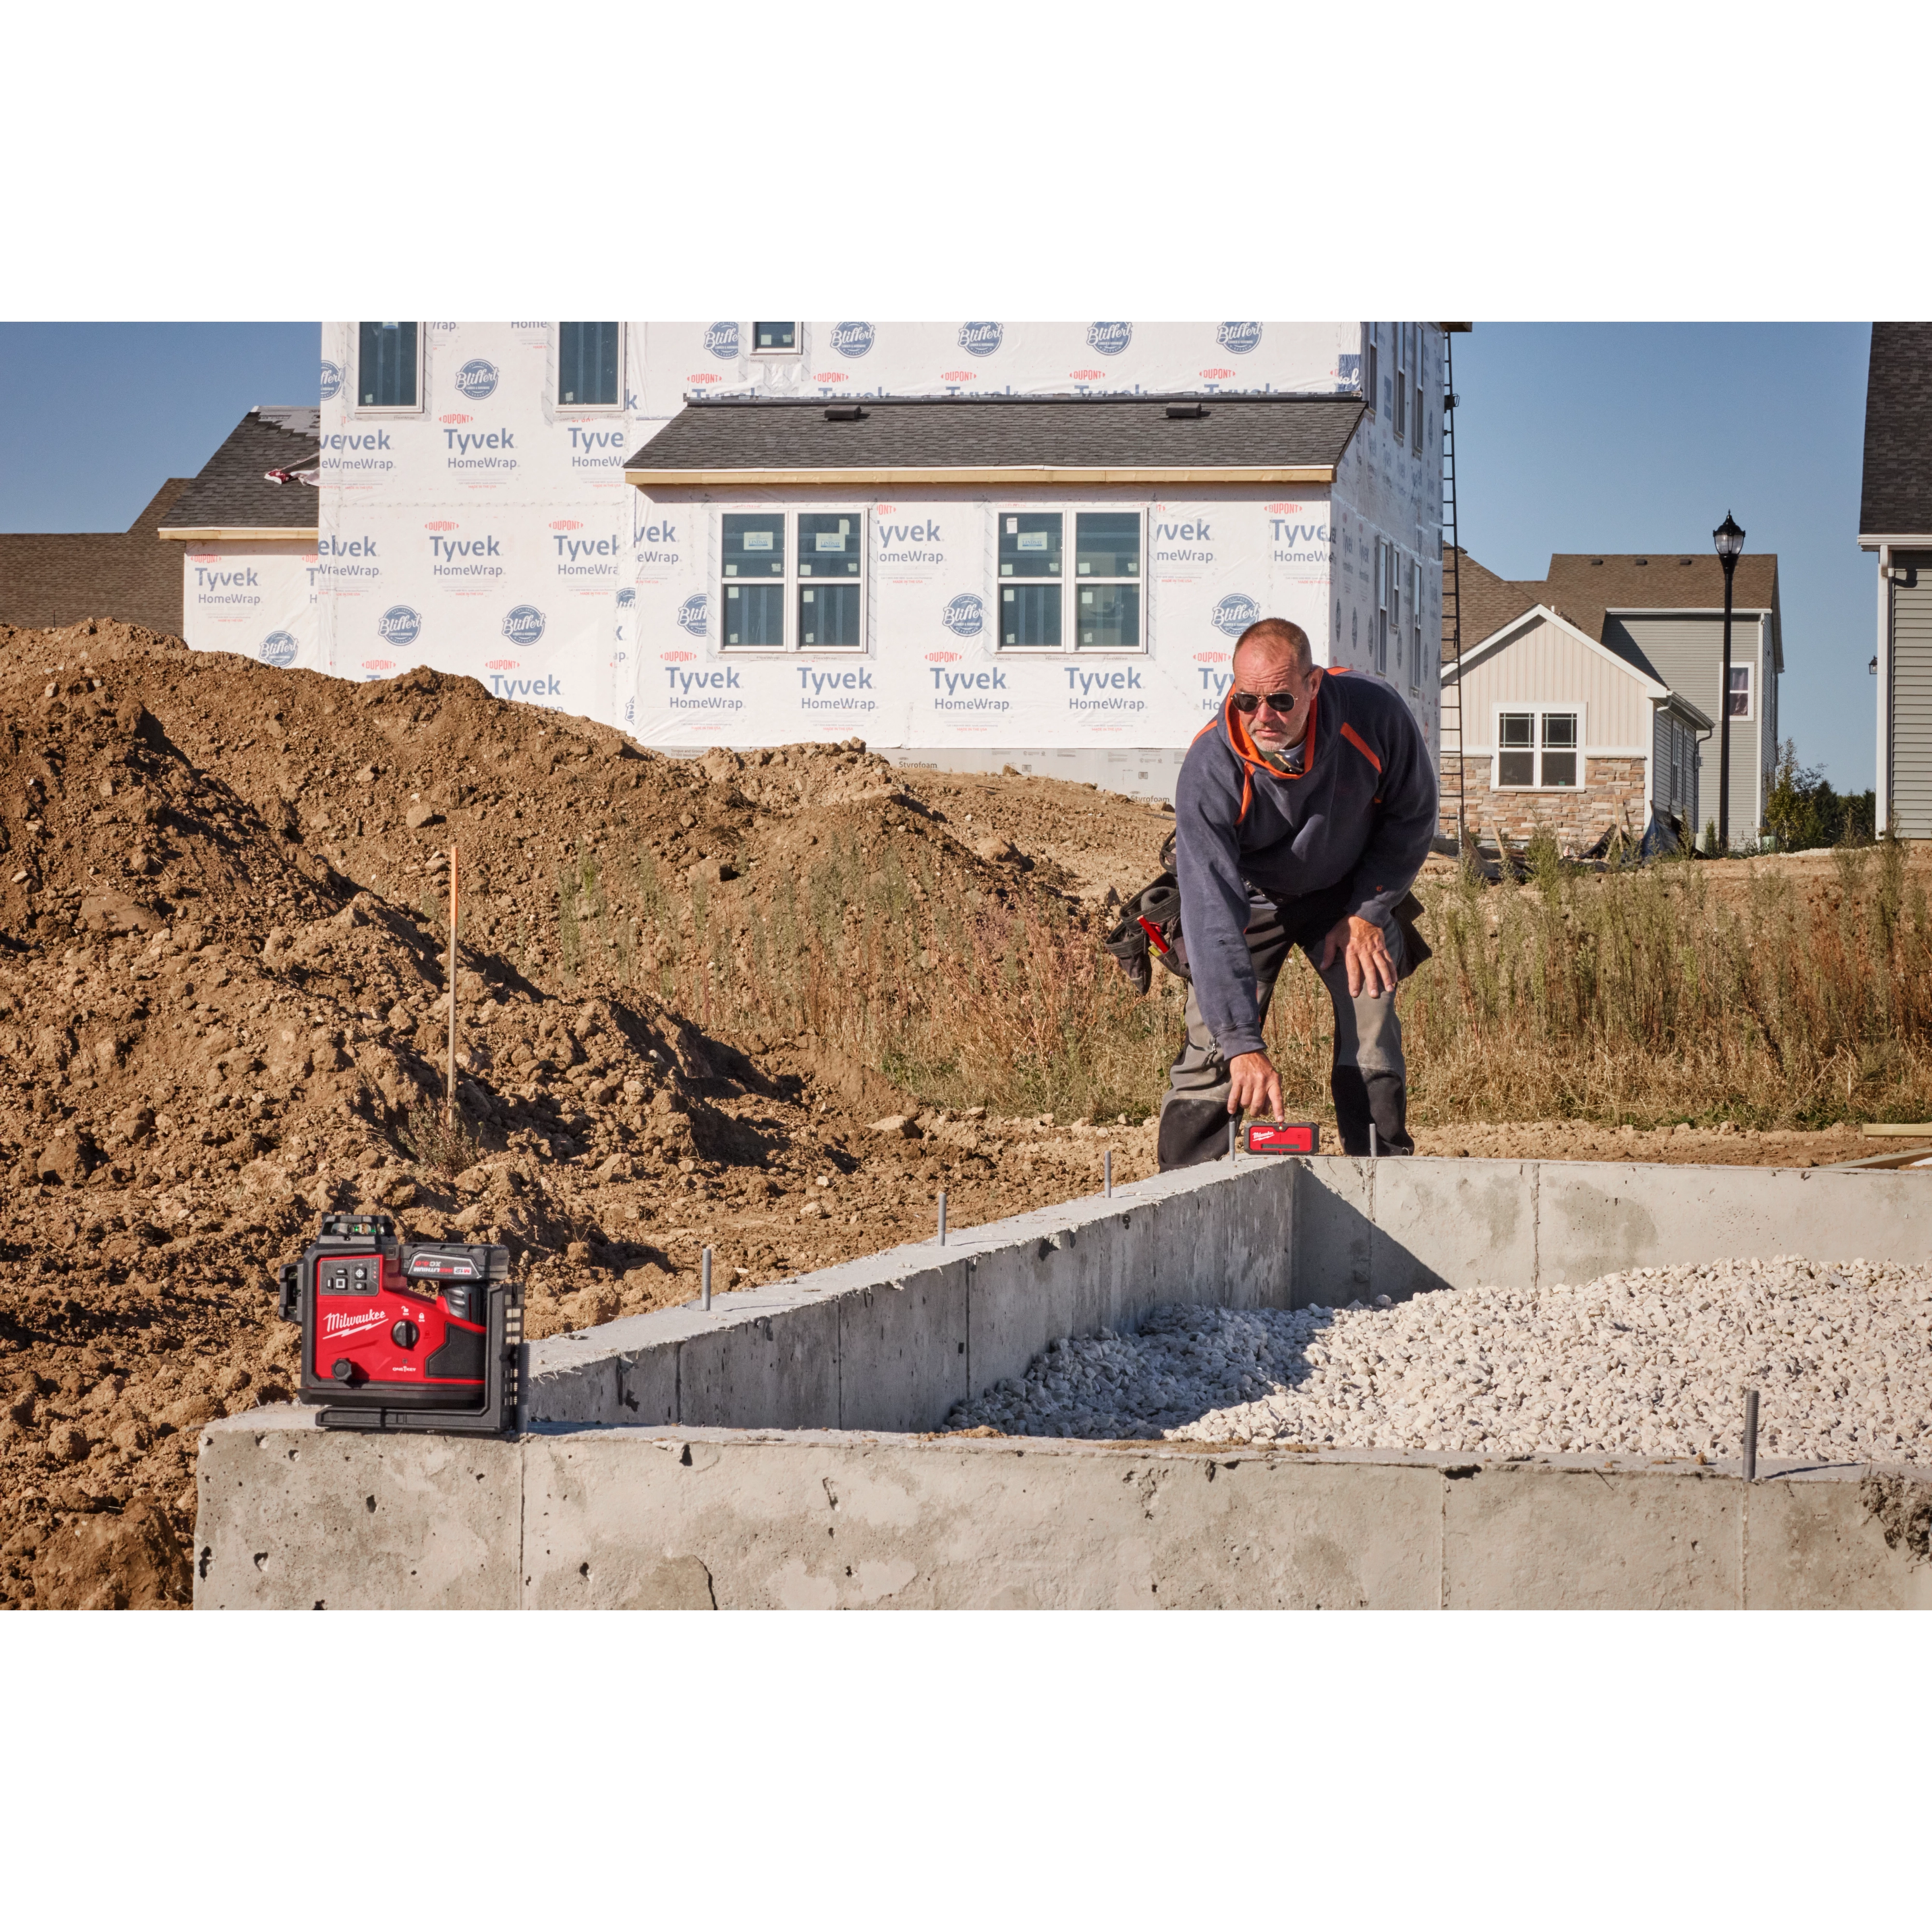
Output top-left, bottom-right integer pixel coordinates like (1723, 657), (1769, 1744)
(1441, 548), (1780, 852)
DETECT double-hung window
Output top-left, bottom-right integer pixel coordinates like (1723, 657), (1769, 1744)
(997, 511), (1142, 651)
(1364, 324), (1380, 418)
(1393, 325), (1409, 443)
(752, 322), (800, 355)
(1414, 327), (1427, 460)
(1727, 663), (1752, 718)
(720, 510), (865, 651)
(558, 323), (623, 408)
(357, 323), (421, 412)
(1373, 539), (1392, 676)
(1496, 709), (1581, 789)
(1408, 558), (1423, 692)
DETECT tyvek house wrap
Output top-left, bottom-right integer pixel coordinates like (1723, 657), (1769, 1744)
(182, 540), (320, 671)
(313, 321), (635, 725)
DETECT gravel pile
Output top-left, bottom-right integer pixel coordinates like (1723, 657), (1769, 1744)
(946, 1258), (1932, 1463)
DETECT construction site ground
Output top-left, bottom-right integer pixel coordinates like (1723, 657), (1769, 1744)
(0, 617), (1913, 1608)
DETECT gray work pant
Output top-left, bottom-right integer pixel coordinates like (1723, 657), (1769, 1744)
(1155, 892), (1412, 1169)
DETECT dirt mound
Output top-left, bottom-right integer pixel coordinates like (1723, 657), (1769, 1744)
(0, 620), (1176, 1610)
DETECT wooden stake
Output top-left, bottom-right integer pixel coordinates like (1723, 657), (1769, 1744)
(446, 843), (459, 1121)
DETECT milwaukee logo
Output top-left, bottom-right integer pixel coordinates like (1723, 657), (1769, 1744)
(323, 1308), (387, 1336)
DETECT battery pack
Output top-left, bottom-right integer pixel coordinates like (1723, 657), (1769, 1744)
(1243, 1122), (1320, 1156)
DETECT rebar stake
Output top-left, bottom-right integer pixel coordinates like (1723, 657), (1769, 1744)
(1229, 1117), (1239, 1163)
(1104, 1150), (1113, 1199)
(701, 1246), (712, 1312)
(1743, 1388), (1759, 1482)
(937, 1192), (947, 1245)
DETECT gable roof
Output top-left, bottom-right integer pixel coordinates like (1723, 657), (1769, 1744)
(625, 392), (1364, 486)
(157, 408), (321, 539)
(1859, 322), (1932, 540)
(1445, 600), (1713, 727)
(1445, 545), (1781, 671)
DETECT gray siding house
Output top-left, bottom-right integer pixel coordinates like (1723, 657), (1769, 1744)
(1443, 548), (1781, 849)
(1858, 322), (1932, 838)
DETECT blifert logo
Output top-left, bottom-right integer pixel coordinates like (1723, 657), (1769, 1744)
(616, 588), (636, 608)
(319, 360), (343, 400)
(1086, 321), (1133, 356)
(1212, 593), (1261, 637)
(677, 593), (710, 637)
(704, 321), (740, 360)
(1217, 321), (1263, 355)
(260, 631), (298, 668)
(941, 593), (984, 638)
(830, 321), (875, 357)
(958, 321), (1003, 357)
(454, 358), (499, 400)
(502, 605), (546, 646)
(379, 605), (423, 646)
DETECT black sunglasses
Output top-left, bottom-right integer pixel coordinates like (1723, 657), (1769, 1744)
(1231, 689), (1298, 715)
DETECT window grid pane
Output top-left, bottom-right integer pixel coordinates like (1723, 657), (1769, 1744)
(722, 513), (786, 579)
(1002, 583), (1062, 647)
(559, 322), (620, 407)
(999, 512), (1062, 579)
(753, 322), (798, 351)
(799, 582), (863, 648)
(358, 322), (417, 408)
(797, 514), (860, 578)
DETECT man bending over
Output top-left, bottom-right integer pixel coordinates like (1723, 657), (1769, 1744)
(1159, 616), (1438, 1168)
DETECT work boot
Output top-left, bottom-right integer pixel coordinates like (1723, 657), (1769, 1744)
(1332, 1068), (1413, 1157)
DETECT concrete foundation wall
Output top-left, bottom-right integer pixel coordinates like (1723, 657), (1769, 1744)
(527, 1154), (1932, 1438)
(197, 1418), (1932, 1611)
(196, 1154), (1932, 1610)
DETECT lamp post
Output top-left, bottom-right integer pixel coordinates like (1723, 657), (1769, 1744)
(1713, 511), (1745, 852)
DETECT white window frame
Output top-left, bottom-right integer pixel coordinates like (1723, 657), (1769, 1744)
(353, 322), (425, 416)
(1491, 704), (1586, 791)
(993, 507), (1146, 655)
(555, 322), (626, 413)
(1414, 328), (1427, 463)
(1726, 660), (1753, 721)
(1393, 324), (1409, 444)
(750, 322), (804, 357)
(1373, 538), (1392, 677)
(1364, 324), (1379, 418)
(717, 508), (869, 655)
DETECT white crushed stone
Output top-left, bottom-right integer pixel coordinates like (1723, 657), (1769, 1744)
(945, 1258), (1932, 1463)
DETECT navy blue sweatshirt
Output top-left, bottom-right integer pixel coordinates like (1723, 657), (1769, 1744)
(1173, 670), (1438, 1059)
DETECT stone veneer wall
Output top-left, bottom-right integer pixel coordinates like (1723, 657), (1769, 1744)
(1442, 754), (1648, 849)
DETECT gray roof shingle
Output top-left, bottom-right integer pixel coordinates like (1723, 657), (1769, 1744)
(1860, 323), (1932, 538)
(625, 393), (1365, 477)
(158, 408), (321, 534)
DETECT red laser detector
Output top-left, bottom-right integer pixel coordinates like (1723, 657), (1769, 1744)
(1242, 1122), (1321, 1155)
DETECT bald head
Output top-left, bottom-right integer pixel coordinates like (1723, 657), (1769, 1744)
(1229, 616), (1321, 753)
(1232, 617), (1313, 677)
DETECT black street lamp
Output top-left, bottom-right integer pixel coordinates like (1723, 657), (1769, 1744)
(1713, 511), (1746, 851)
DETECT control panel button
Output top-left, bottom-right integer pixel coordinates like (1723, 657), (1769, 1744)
(391, 1321), (420, 1350)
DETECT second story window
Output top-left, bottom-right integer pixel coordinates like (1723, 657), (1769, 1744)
(997, 511), (1142, 651)
(1393, 326), (1409, 444)
(752, 322), (800, 355)
(1364, 324), (1380, 417)
(720, 511), (865, 651)
(559, 323), (622, 408)
(1727, 663), (1752, 718)
(357, 322), (420, 411)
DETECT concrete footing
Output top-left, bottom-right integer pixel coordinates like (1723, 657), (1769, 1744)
(195, 1154), (1932, 1610)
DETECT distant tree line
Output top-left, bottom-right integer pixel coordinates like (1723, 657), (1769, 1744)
(1761, 739), (1876, 851)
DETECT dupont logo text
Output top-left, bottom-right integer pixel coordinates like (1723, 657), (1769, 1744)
(1211, 593), (1262, 638)
(1086, 321), (1133, 357)
(958, 321), (1003, 357)
(830, 321), (875, 358)
(502, 604), (546, 646)
(677, 593), (710, 637)
(260, 631), (298, 668)
(1217, 321), (1263, 355)
(941, 593), (984, 638)
(378, 605), (423, 646)
(703, 321), (740, 360)
(319, 360), (343, 400)
(454, 358), (499, 400)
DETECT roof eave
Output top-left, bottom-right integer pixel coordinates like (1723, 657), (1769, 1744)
(158, 526), (318, 541)
(624, 464), (1338, 488)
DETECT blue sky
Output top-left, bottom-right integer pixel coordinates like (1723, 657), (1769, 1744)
(0, 321), (1881, 789)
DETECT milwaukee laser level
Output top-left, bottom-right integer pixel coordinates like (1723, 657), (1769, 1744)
(271, 1213), (522, 1435)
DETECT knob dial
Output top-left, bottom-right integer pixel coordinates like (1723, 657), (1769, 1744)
(391, 1321), (420, 1350)
(331, 1358), (355, 1382)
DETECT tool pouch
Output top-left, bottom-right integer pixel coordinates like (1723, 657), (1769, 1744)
(1104, 870), (1188, 994)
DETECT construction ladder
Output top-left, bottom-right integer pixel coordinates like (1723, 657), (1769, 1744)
(1439, 335), (1468, 852)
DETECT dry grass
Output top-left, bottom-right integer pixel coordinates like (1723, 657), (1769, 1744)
(591, 821), (1932, 1131)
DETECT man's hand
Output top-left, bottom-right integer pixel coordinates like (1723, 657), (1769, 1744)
(1227, 1050), (1284, 1123)
(1320, 914), (1398, 998)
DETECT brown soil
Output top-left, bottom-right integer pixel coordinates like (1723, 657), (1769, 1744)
(0, 619), (1175, 1609)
